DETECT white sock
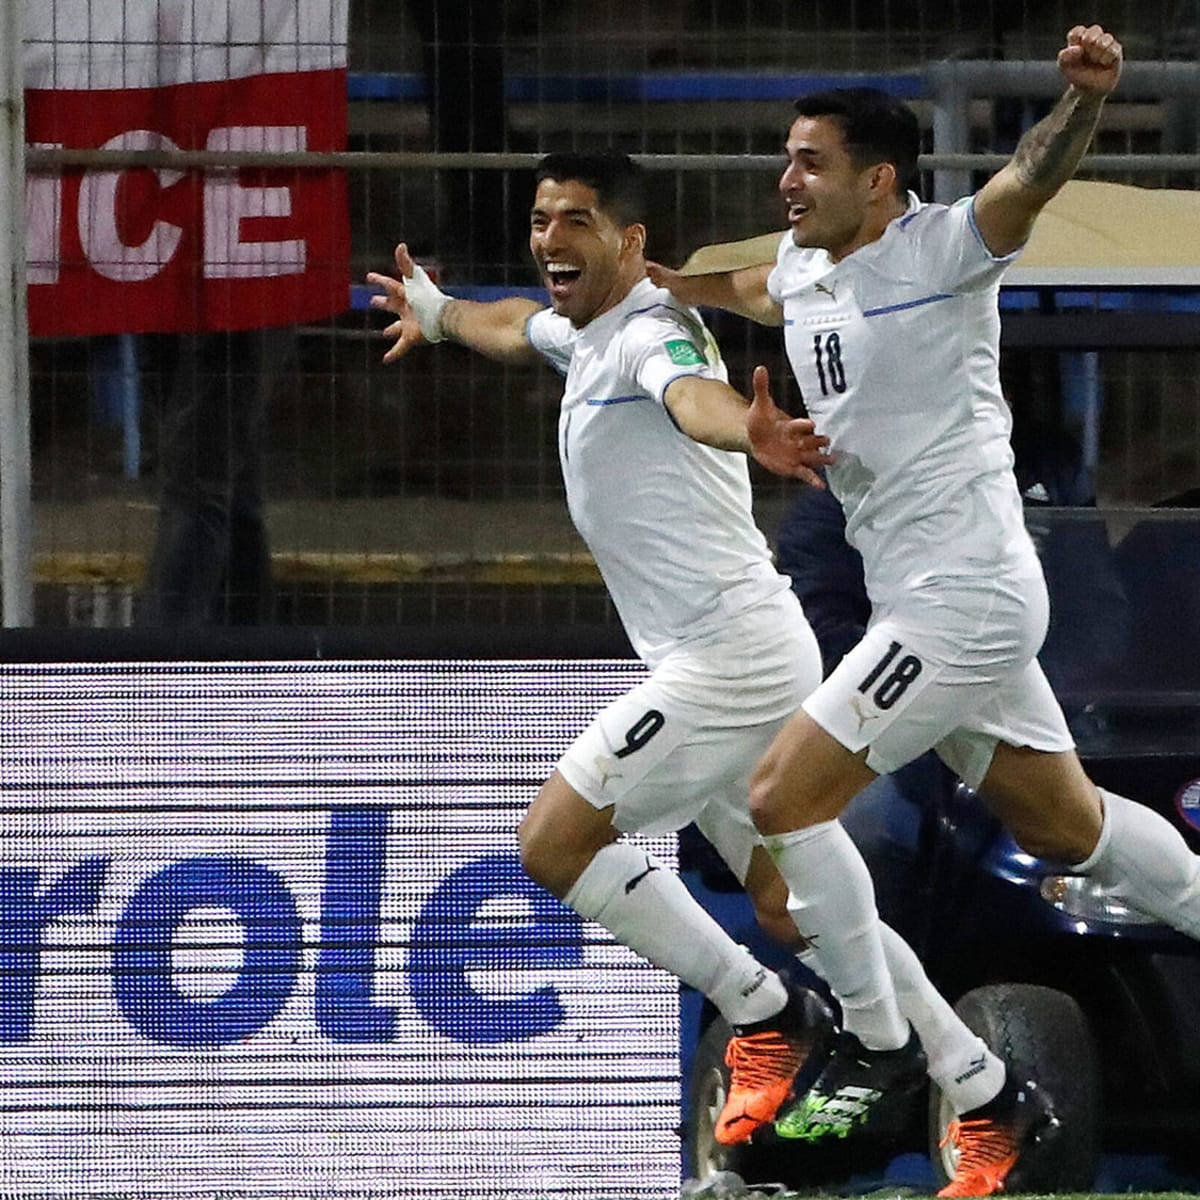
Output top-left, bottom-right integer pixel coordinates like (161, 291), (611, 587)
(798, 927), (1004, 1112)
(878, 924), (1005, 1112)
(1075, 788), (1200, 938)
(769, 820), (908, 1050)
(564, 842), (788, 1026)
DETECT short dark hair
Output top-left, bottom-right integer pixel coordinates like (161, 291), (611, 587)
(793, 88), (920, 196)
(534, 152), (647, 226)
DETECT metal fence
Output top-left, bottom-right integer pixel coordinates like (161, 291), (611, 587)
(8, 0), (1200, 629)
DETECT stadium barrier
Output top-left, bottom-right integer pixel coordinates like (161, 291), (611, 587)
(0, 648), (698, 1200)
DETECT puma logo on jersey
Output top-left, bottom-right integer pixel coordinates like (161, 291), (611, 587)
(814, 281), (839, 302)
(624, 856), (660, 894)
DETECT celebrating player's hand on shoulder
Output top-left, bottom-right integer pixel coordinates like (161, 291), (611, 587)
(645, 260), (679, 290)
(745, 365), (833, 488)
(1058, 25), (1123, 96)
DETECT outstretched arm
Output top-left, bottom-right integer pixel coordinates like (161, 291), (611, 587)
(664, 366), (832, 487)
(646, 261), (784, 326)
(366, 243), (544, 366)
(973, 24), (1123, 257)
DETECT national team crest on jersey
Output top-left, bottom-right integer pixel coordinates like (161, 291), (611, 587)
(665, 339), (705, 366)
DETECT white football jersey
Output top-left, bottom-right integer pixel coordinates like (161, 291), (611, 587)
(526, 276), (790, 668)
(767, 193), (1038, 604)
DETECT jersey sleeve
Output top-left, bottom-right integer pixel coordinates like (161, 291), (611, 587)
(622, 307), (723, 404)
(903, 197), (1022, 293)
(524, 307), (574, 376)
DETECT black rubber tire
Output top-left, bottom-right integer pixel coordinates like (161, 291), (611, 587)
(928, 983), (1100, 1192)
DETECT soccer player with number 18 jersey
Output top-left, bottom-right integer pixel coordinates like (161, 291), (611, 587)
(652, 23), (1200, 1196)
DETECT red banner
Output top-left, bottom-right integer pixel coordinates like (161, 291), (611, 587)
(25, 66), (348, 336)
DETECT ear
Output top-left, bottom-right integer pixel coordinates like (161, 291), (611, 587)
(622, 222), (647, 256)
(866, 161), (898, 200)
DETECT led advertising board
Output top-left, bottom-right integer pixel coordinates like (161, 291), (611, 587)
(0, 660), (680, 1199)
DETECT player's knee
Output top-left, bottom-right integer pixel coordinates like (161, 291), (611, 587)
(1010, 817), (1098, 865)
(748, 755), (785, 834)
(996, 792), (1100, 862)
(519, 783), (614, 898)
(749, 752), (815, 835)
(517, 800), (557, 889)
(518, 820), (578, 897)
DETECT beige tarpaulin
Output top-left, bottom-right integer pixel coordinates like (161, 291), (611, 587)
(679, 180), (1200, 286)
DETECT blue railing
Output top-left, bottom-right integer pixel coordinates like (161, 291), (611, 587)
(346, 71), (925, 104)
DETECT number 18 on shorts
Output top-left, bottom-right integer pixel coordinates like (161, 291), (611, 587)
(803, 623), (943, 769)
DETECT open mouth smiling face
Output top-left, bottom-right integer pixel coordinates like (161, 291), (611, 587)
(785, 198), (812, 231)
(780, 115), (889, 260)
(529, 177), (629, 325)
(542, 260), (584, 304)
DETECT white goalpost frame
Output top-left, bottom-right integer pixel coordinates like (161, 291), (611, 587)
(0, 0), (32, 627)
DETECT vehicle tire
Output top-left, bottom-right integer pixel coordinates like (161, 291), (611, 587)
(928, 983), (1100, 1192)
(686, 1016), (755, 1185)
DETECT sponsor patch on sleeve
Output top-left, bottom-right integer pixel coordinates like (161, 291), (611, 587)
(664, 338), (705, 366)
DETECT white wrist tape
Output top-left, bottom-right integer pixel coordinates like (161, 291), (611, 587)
(405, 262), (452, 343)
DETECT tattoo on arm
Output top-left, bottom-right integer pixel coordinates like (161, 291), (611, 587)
(1011, 87), (1105, 193)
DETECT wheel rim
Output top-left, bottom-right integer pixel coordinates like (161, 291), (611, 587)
(935, 1088), (961, 1181)
(693, 1064), (734, 1178)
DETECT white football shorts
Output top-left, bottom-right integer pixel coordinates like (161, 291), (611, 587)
(803, 561), (1074, 786)
(556, 590), (822, 882)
